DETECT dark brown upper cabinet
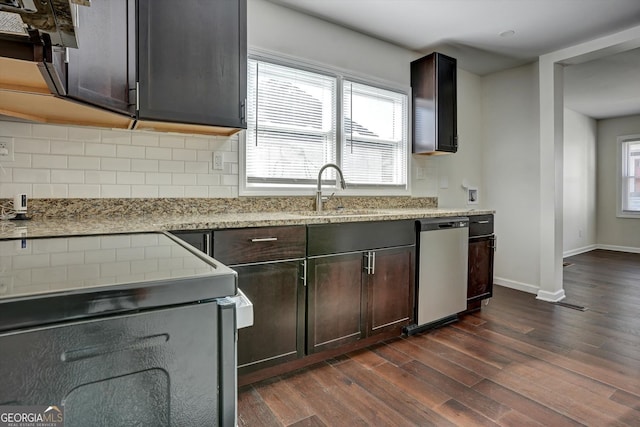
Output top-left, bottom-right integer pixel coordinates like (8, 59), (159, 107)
(411, 52), (457, 154)
(65, 0), (247, 133)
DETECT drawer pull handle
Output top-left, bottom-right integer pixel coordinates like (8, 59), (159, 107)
(250, 237), (278, 242)
(476, 220), (490, 224)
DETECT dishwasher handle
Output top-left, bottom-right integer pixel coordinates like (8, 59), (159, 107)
(418, 217), (469, 231)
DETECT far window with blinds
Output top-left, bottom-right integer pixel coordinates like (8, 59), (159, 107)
(243, 57), (408, 193)
(619, 136), (640, 216)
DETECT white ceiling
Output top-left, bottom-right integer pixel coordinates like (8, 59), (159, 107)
(268, 0), (640, 119)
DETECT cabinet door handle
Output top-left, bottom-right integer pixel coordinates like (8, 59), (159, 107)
(363, 252), (370, 274)
(300, 259), (307, 287)
(371, 251), (376, 275)
(250, 237), (278, 242)
(204, 233), (211, 256)
(477, 220), (490, 224)
(491, 235), (497, 252)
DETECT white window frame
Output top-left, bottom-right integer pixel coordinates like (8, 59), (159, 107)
(617, 134), (640, 218)
(239, 48), (411, 197)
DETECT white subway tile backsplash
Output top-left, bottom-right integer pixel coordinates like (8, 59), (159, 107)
(101, 158), (131, 171)
(116, 171), (145, 185)
(0, 121), (31, 137)
(101, 130), (131, 145)
(145, 147), (172, 160)
(1, 121), (238, 199)
(85, 171), (116, 184)
(14, 138), (50, 154)
(84, 249), (115, 263)
(131, 133), (159, 147)
(68, 126), (101, 142)
(185, 161), (209, 174)
(69, 156), (100, 170)
(131, 185), (159, 198)
(158, 135), (185, 148)
(196, 174), (219, 186)
(145, 173), (171, 185)
(14, 168), (50, 183)
(101, 184), (131, 198)
(185, 186), (209, 197)
(33, 154), (68, 169)
(172, 173), (197, 185)
(117, 145), (146, 159)
(51, 170), (84, 184)
(9, 153), (32, 168)
(51, 141), (84, 156)
(32, 184), (68, 198)
(68, 184), (100, 198)
(0, 183), (32, 198)
(159, 186), (184, 197)
(131, 159), (159, 172)
(32, 125), (68, 140)
(86, 142), (117, 158)
(158, 160), (184, 173)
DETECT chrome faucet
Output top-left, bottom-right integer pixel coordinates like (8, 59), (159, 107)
(316, 163), (347, 212)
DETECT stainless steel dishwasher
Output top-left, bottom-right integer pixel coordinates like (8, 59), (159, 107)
(406, 217), (469, 335)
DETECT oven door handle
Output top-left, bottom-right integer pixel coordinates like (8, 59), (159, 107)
(217, 298), (237, 426)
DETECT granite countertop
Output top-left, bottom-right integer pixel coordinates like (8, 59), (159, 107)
(0, 207), (493, 239)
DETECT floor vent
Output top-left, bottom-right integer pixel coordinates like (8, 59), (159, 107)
(554, 301), (588, 311)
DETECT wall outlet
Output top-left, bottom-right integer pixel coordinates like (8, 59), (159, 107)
(0, 137), (14, 162)
(213, 152), (224, 170)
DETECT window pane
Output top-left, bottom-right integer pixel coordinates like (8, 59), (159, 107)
(246, 59), (336, 186)
(623, 140), (640, 212)
(342, 81), (407, 187)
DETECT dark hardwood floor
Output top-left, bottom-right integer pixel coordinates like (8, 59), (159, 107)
(238, 250), (640, 426)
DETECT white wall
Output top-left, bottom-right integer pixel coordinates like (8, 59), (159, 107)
(482, 63), (541, 294)
(562, 108), (597, 256)
(248, 0), (414, 85)
(596, 114), (640, 251)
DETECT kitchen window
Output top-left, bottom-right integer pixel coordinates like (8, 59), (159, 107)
(241, 56), (409, 195)
(618, 135), (640, 217)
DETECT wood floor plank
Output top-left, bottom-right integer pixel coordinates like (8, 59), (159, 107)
(390, 335), (485, 387)
(371, 360), (450, 408)
(287, 415), (326, 427)
(253, 377), (315, 426)
(435, 399), (501, 427)
(284, 367), (370, 426)
(401, 359), (512, 421)
(238, 386), (283, 427)
(307, 362), (413, 427)
(610, 389), (640, 410)
(473, 379), (583, 427)
(370, 339), (414, 366)
(334, 358), (456, 426)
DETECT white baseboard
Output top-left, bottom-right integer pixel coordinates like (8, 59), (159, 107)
(536, 289), (566, 302)
(563, 244), (597, 258)
(596, 244), (640, 254)
(494, 277), (539, 295)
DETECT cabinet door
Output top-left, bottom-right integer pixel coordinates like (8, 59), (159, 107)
(236, 261), (303, 373)
(137, 0), (247, 127)
(436, 53), (457, 153)
(67, 0), (134, 115)
(366, 246), (415, 336)
(467, 235), (495, 303)
(307, 254), (363, 353)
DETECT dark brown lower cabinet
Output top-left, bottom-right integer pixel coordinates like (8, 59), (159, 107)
(467, 235), (495, 304)
(306, 253), (364, 354)
(306, 245), (415, 354)
(366, 246), (415, 336)
(235, 261), (304, 374)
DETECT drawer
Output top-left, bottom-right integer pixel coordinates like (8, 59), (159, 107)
(469, 214), (494, 237)
(307, 220), (415, 257)
(213, 226), (306, 265)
